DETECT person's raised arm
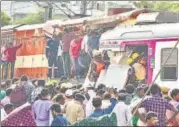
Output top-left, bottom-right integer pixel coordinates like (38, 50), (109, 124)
(15, 44), (22, 50)
(102, 91), (117, 115)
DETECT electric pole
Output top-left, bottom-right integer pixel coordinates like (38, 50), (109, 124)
(47, 2), (53, 20)
(35, 2), (53, 22)
(80, 1), (87, 17)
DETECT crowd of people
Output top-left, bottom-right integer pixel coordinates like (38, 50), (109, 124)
(1, 25), (105, 81)
(1, 23), (179, 127)
(1, 74), (179, 126)
(45, 25), (106, 80)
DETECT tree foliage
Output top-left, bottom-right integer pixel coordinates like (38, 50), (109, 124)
(15, 8), (45, 25)
(135, 1), (179, 12)
(1, 11), (11, 26)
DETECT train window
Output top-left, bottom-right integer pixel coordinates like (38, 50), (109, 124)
(161, 48), (178, 81)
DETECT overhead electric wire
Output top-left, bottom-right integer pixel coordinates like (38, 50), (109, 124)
(2, 4), (35, 12)
(58, 1), (77, 15)
(50, 2), (71, 19)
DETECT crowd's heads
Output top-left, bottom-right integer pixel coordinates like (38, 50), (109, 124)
(125, 84), (135, 94)
(145, 111), (158, 126)
(150, 84), (161, 95)
(65, 89), (73, 98)
(40, 88), (51, 99)
(161, 87), (171, 101)
(50, 104), (62, 117)
(6, 88), (13, 97)
(103, 93), (111, 100)
(96, 89), (105, 98)
(72, 90), (80, 99)
(60, 83), (68, 93)
(90, 30), (98, 37)
(5, 80), (11, 88)
(38, 80), (45, 87)
(20, 75), (28, 82)
(9, 42), (13, 47)
(118, 89), (127, 94)
(74, 93), (85, 103)
(161, 87), (169, 94)
(118, 93), (127, 102)
(170, 88), (179, 101)
(97, 84), (106, 91)
(77, 84), (83, 90)
(136, 84), (147, 97)
(64, 27), (70, 33)
(92, 96), (102, 108)
(12, 77), (19, 84)
(52, 94), (65, 105)
(4, 103), (14, 114)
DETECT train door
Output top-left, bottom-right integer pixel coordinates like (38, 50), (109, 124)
(125, 44), (148, 83)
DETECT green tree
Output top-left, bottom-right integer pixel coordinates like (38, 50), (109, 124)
(135, 1), (179, 12)
(1, 11), (11, 26)
(134, 1), (154, 9)
(15, 8), (45, 25)
(153, 2), (179, 12)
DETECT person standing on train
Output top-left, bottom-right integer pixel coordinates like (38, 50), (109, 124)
(62, 27), (76, 79)
(57, 32), (65, 78)
(69, 33), (83, 79)
(45, 34), (59, 79)
(4, 42), (22, 79)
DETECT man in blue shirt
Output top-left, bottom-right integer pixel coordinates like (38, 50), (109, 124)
(45, 35), (59, 78)
(89, 93), (117, 118)
(51, 104), (68, 126)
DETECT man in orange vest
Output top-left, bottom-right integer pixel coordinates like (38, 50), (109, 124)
(88, 50), (105, 85)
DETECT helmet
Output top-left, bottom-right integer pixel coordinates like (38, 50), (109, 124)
(161, 87), (169, 93)
(127, 58), (133, 65)
(132, 53), (140, 60)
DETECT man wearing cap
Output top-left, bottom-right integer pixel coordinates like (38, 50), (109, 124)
(65, 93), (85, 124)
(65, 89), (73, 103)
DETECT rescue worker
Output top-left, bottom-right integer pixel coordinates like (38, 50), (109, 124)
(88, 50), (105, 87)
(127, 53), (146, 87)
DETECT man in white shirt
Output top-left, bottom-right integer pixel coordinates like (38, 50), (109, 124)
(102, 93), (111, 109)
(85, 86), (96, 117)
(57, 34), (65, 78)
(81, 30), (91, 53)
(113, 93), (132, 126)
